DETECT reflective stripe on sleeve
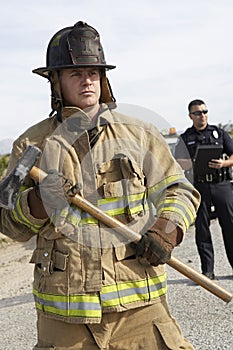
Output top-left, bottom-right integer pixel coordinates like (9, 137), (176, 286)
(12, 191), (43, 234)
(148, 175), (196, 229)
(148, 174), (187, 200)
(157, 198), (195, 229)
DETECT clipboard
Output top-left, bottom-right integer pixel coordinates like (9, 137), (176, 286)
(193, 144), (223, 176)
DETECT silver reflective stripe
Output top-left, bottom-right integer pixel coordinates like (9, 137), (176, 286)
(34, 295), (101, 311)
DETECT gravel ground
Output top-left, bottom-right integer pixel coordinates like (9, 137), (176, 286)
(0, 219), (232, 350)
(167, 221), (233, 350)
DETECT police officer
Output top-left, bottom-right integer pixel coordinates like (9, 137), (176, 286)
(175, 99), (233, 280)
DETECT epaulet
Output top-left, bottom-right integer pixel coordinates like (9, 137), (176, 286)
(180, 127), (193, 137)
(208, 124), (221, 132)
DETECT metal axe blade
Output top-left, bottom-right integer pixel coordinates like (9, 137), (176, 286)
(0, 145), (41, 209)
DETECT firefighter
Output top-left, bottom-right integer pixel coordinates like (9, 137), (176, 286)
(175, 99), (233, 280)
(0, 22), (200, 349)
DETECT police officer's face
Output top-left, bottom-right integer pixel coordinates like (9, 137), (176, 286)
(59, 67), (101, 111)
(189, 104), (208, 130)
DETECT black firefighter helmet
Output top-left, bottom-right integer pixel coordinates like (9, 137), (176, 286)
(33, 21), (116, 119)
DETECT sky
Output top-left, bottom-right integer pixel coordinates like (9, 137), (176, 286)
(1, 0), (233, 141)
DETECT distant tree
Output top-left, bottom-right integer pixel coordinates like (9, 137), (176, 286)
(0, 155), (9, 179)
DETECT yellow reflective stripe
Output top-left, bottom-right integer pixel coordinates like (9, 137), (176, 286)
(34, 289), (100, 303)
(158, 205), (190, 229)
(35, 302), (101, 318)
(81, 217), (98, 224)
(148, 272), (167, 286)
(173, 199), (194, 220)
(100, 282), (148, 307)
(105, 207), (127, 216)
(148, 274), (168, 298)
(98, 193), (147, 216)
(126, 202), (149, 215)
(98, 192), (145, 206)
(51, 192), (149, 226)
(148, 175), (196, 229)
(148, 174), (183, 197)
(12, 194), (42, 233)
(51, 205), (97, 225)
(52, 206), (80, 225)
(20, 185), (29, 192)
(33, 288), (101, 318)
(33, 273), (167, 319)
(157, 198), (195, 229)
(101, 272), (167, 307)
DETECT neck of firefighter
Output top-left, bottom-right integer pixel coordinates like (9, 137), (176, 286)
(83, 103), (100, 121)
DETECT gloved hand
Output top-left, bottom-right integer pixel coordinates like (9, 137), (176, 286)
(35, 170), (79, 210)
(135, 217), (183, 266)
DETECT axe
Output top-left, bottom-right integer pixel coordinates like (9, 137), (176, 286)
(0, 145), (232, 303)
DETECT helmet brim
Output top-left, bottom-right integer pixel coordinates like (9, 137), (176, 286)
(33, 64), (116, 78)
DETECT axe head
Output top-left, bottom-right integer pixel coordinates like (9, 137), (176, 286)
(0, 145), (41, 209)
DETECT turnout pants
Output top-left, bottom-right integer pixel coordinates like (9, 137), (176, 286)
(195, 180), (233, 273)
(33, 297), (194, 350)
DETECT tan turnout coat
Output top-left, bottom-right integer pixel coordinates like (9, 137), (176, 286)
(0, 104), (200, 324)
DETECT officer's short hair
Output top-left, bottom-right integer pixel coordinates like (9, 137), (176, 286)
(188, 99), (206, 112)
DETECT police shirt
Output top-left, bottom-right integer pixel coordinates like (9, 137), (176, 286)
(174, 124), (233, 181)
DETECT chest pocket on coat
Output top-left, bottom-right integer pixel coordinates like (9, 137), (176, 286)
(96, 155), (147, 219)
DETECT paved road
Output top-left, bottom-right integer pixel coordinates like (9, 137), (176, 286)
(0, 220), (232, 350)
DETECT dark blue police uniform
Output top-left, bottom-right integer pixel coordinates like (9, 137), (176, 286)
(175, 124), (233, 278)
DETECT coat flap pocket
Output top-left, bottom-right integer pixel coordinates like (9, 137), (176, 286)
(103, 181), (123, 198)
(120, 157), (144, 180)
(114, 244), (135, 261)
(153, 317), (185, 349)
(53, 250), (69, 271)
(97, 159), (113, 173)
(30, 248), (50, 263)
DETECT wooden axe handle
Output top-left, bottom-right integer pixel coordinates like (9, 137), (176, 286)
(29, 166), (232, 303)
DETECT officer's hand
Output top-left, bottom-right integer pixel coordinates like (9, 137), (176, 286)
(135, 218), (183, 266)
(35, 170), (78, 210)
(208, 158), (223, 169)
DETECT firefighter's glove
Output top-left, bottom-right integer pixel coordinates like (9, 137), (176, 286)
(135, 218), (183, 266)
(35, 170), (78, 210)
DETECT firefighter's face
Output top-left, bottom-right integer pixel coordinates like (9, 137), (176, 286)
(189, 104), (208, 130)
(59, 67), (101, 110)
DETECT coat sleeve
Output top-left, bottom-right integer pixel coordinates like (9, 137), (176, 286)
(0, 139), (48, 242)
(143, 128), (200, 233)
